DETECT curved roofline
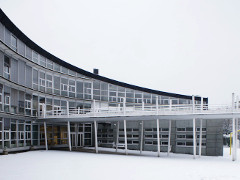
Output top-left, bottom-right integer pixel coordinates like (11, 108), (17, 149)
(0, 8), (207, 102)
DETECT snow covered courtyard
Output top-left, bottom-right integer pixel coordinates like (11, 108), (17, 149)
(0, 147), (239, 180)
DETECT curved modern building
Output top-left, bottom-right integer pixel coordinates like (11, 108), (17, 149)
(0, 9), (223, 156)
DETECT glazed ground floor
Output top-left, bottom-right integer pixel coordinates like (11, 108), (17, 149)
(0, 116), (223, 156)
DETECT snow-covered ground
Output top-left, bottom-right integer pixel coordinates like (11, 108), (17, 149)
(0, 147), (239, 180)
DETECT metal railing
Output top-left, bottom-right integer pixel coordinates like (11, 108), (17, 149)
(40, 103), (239, 119)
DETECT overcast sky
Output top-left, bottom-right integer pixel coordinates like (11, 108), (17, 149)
(1, 0), (240, 104)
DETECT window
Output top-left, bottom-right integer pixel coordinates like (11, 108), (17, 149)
(39, 71), (46, 92)
(32, 69), (38, 90)
(4, 56), (10, 79)
(46, 59), (53, 69)
(177, 134), (186, 139)
(161, 128), (169, 132)
(177, 128), (186, 132)
(39, 56), (46, 67)
(161, 134), (169, 138)
(32, 51), (38, 63)
(11, 35), (17, 51)
(186, 135), (193, 139)
(177, 142), (186, 146)
(161, 141), (168, 146)
(46, 74), (53, 88)
(5, 95), (10, 105)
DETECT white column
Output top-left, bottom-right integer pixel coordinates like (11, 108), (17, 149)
(167, 120), (171, 156)
(123, 98), (126, 116)
(116, 121), (119, 152)
(94, 120), (98, 153)
(232, 93), (235, 111)
(193, 118), (196, 159)
(75, 123), (78, 148)
(199, 119), (203, 157)
(232, 118), (237, 161)
(156, 96), (159, 115)
(43, 104), (46, 118)
(93, 100), (96, 116)
(235, 118), (238, 160)
(67, 121), (71, 151)
(156, 119), (160, 157)
(2, 118), (4, 149)
(44, 121), (48, 151)
(23, 121), (26, 147)
(142, 101), (145, 111)
(192, 95), (195, 113)
(124, 120), (128, 155)
(140, 121), (144, 154)
(67, 101), (69, 117)
(169, 99), (172, 111)
(16, 120), (19, 147)
(201, 97), (204, 112)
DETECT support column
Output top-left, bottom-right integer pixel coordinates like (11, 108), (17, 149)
(199, 119), (203, 157)
(67, 121), (71, 151)
(140, 121), (144, 154)
(116, 121), (119, 152)
(75, 123), (78, 148)
(124, 120), (128, 155)
(2, 118), (4, 149)
(193, 118), (196, 159)
(142, 101), (145, 111)
(94, 120), (98, 153)
(167, 120), (171, 156)
(201, 97), (204, 112)
(232, 118), (237, 161)
(192, 95), (195, 113)
(16, 120), (19, 147)
(156, 119), (160, 157)
(123, 98), (126, 116)
(66, 101), (69, 117)
(44, 121), (48, 151)
(23, 121), (26, 147)
(93, 100), (96, 116)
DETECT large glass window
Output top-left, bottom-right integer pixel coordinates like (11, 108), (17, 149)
(69, 79), (76, 97)
(84, 82), (92, 99)
(11, 35), (17, 51)
(4, 56), (10, 80)
(32, 51), (38, 64)
(39, 56), (46, 67)
(33, 69), (38, 90)
(46, 59), (53, 69)
(46, 74), (53, 94)
(76, 81), (84, 99)
(61, 77), (68, 97)
(25, 94), (32, 116)
(53, 63), (60, 72)
(54, 76), (60, 95)
(39, 71), (45, 92)
(0, 84), (2, 111)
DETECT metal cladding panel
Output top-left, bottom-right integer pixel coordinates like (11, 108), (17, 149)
(26, 65), (32, 88)
(0, 50), (3, 76)
(0, 22), (4, 41)
(4, 27), (10, 47)
(18, 59), (25, 86)
(10, 58), (18, 83)
(17, 39), (25, 56)
(11, 88), (18, 106)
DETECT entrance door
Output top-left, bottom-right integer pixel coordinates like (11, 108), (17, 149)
(71, 133), (76, 147)
(77, 133), (84, 147)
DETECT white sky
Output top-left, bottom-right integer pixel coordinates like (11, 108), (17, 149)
(1, 0), (240, 104)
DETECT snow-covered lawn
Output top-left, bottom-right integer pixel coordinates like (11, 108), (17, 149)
(0, 147), (239, 180)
